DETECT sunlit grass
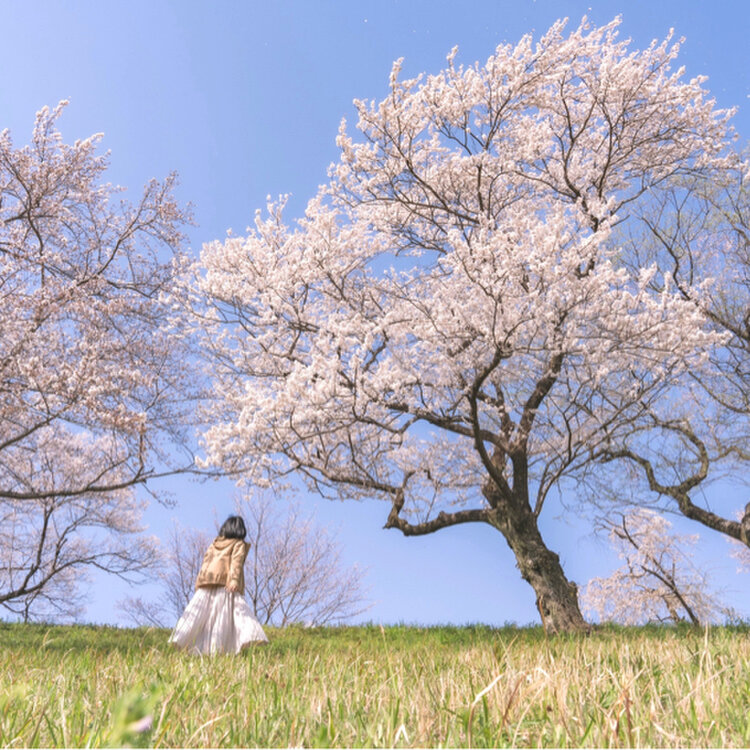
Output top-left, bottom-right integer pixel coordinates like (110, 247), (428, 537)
(1, 621), (749, 747)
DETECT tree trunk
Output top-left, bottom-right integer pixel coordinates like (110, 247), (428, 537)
(484, 486), (589, 634)
(385, 475), (590, 633)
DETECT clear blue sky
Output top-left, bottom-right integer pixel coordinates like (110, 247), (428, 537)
(3, 0), (748, 627)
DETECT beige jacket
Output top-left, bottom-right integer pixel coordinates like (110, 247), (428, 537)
(195, 537), (249, 593)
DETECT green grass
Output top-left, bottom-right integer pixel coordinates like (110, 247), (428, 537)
(1, 621), (749, 747)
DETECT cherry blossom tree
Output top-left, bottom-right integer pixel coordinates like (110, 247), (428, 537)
(0, 466), (158, 622)
(241, 494), (369, 626)
(581, 509), (724, 625)
(594, 168), (750, 553)
(1, 103), (194, 614)
(0, 102), (195, 501)
(189, 18), (737, 632)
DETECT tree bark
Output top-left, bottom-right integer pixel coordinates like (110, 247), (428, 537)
(483, 484), (589, 634)
(385, 478), (590, 633)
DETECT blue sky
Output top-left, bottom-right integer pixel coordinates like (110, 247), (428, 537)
(3, 0), (749, 626)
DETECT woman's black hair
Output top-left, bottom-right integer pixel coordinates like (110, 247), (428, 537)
(219, 515), (247, 540)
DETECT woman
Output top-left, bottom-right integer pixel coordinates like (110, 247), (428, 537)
(169, 515), (268, 654)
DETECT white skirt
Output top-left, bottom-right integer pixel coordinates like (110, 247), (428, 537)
(169, 586), (268, 654)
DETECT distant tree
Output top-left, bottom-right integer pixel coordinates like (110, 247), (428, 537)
(118, 523), (210, 628)
(0, 103), (195, 617)
(242, 494), (370, 626)
(581, 509), (724, 626)
(187, 18), (737, 631)
(119, 494), (369, 627)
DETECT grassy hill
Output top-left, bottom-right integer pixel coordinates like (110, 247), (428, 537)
(1, 621), (749, 747)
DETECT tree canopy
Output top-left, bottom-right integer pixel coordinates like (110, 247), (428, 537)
(189, 18), (744, 631)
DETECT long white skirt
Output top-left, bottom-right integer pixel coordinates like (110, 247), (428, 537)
(169, 586), (268, 654)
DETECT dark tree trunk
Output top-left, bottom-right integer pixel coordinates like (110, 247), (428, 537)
(484, 485), (589, 634)
(383, 465), (590, 633)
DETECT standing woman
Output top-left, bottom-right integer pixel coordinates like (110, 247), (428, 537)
(169, 515), (268, 654)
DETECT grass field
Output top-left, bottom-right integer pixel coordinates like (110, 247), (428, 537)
(1, 621), (749, 748)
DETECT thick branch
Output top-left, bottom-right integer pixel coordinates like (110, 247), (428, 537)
(384, 482), (492, 536)
(467, 346), (513, 499)
(602, 424), (746, 545)
(514, 349), (565, 453)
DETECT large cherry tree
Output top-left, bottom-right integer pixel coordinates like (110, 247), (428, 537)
(191, 18), (735, 632)
(0, 103), (194, 617)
